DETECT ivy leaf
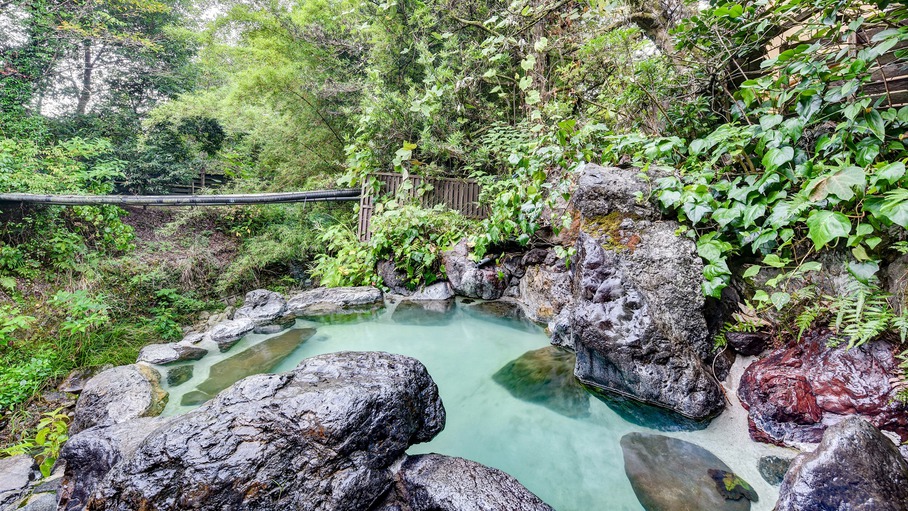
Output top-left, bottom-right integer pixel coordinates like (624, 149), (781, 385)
(807, 166), (866, 201)
(742, 265), (761, 278)
(771, 291), (791, 311)
(865, 110), (886, 141)
(848, 260), (880, 284)
(878, 189), (908, 228)
(762, 146), (794, 171)
(759, 114), (783, 131)
(520, 54), (536, 71)
(742, 203), (766, 228)
(874, 161), (906, 185)
(806, 210), (852, 249)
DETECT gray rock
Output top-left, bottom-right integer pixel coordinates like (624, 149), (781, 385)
(233, 289), (288, 325)
(377, 260), (411, 295)
(757, 455), (792, 486)
(0, 455), (36, 509)
(58, 417), (173, 511)
(18, 491), (57, 511)
(885, 253), (908, 315)
(571, 164), (662, 220)
(518, 263), (572, 323)
(208, 317), (256, 352)
(621, 433), (755, 511)
(375, 454), (554, 511)
(776, 417), (908, 511)
(408, 281), (455, 301)
(85, 352), (445, 511)
(58, 366), (108, 393)
(442, 240), (509, 300)
(287, 286), (384, 316)
(136, 342), (207, 365)
(181, 332), (205, 345)
(562, 229), (723, 420)
(70, 365), (168, 434)
(725, 331), (770, 357)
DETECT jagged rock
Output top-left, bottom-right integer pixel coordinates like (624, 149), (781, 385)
(518, 263), (572, 323)
(84, 352), (445, 511)
(195, 327), (316, 398)
(375, 454), (554, 511)
(233, 289), (288, 325)
(492, 347), (589, 418)
(738, 330), (907, 447)
(0, 455), (37, 510)
(166, 365), (193, 387)
(208, 318), (256, 352)
(377, 260), (411, 295)
(391, 300), (455, 325)
(17, 491), (57, 511)
(885, 253), (908, 315)
(559, 229), (723, 420)
(70, 365), (167, 434)
(725, 331), (770, 357)
(287, 286), (384, 316)
(621, 433), (755, 511)
(776, 417), (908, 511)
(442, 240), (508, 300)
(136, 342), (207, 365)
(408, 281), (455, 301)
(757, 455), (792, 486)
(552, 164), (724, 421)
(58, 417), (174, 511)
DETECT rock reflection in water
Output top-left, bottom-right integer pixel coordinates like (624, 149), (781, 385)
(589, 388), (711, 432)
(195, 328), (316, 397)
(391, 300), (455, 325)
(493, 346), (590, 418)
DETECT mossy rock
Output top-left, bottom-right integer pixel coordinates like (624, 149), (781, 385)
(492, 346), (589, 418)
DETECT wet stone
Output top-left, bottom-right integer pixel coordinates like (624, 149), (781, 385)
(166, 365), (193, 387)
(621, 433), (755, 511)
(492, 347), (589, 418)
(179, 390), (211, 407)
(758, 455), (792, 486)
(196, 328), (316, 397)
(391, 300), (455, 326)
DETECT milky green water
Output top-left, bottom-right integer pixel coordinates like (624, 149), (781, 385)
(160, 299), (785, 511)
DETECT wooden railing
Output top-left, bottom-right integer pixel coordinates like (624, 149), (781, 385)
(358, 172), (487, 241)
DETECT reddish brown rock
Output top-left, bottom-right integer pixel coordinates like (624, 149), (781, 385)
(738, 330), (908, 447)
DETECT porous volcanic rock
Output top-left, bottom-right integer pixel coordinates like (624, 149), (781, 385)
(287, 286), (384, 316)
(84, 352), (445, 511)
(233, 289), (288, 325)
(551, 164), (724, 421)
(775, 417), (908, 511)
(374, 454), (554, 511)
(621, 433), (756, 511)
(738, 330), (908, 446)
(443, 240), (509, 300)
(70, 364), (167, 434)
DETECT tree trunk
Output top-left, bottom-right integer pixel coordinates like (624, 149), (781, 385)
(75, 40), (92, 115)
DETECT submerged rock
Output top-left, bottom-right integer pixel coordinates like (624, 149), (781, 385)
(375, 454), (554, 511)
(552, 164), (724, 421)
(195, 327), (316, 397)
(58, 417), (174, 511)
(738, 330), (907, 446)
(391, 300), (455, 325)
(136, 342), (207, 365)
(776, 417), (908, 511)
(233, 289), (288, 325)
(166, 365), (193, 387)
(287, 286), (384, 316)
(70, 365), (167, 434)
(621, 433), (755, 511)
(208, 318), (256, 352)
(179, 390), (211, 407)
(757, 455), (792, 486)
(84, 352), (446, 511)
(443, 240), (509, 300)
(492, 347), (589, 418)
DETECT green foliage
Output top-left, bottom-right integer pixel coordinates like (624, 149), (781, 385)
(0, 351), (57, 411)
(311, 222), (378, 288)
(0, 408), (69, 477)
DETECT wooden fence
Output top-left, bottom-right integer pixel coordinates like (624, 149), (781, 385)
(358, 172), (487, 241)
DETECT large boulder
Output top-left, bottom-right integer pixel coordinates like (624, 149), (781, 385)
(492, 346), (589, 418)
(518, 261), (572, 324)
(621, 433), (757, 511)
(287, 286), (384, 316)
(84, 352), (445, 511)
(136, 342), (207, 365)
(738, 330), (907, 447)
(58, 417), (174, 511)
(70, 364), (167, 434)
(442, 240), (509, 300)
(233, 289), (288, 325)
(375, 454), (554, 511)
(552, 164), (724, 421)
(776, 417), (908, 511)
